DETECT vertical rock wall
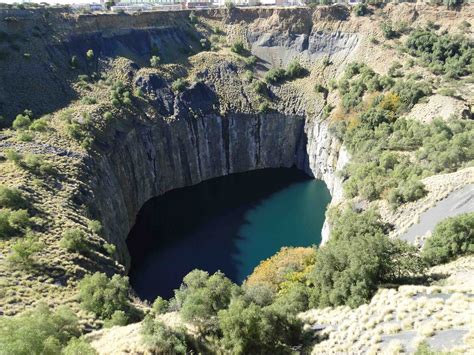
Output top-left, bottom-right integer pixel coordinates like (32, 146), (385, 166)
(90, 112), (344, 268)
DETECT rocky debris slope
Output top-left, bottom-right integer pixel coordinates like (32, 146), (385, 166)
(301, 256), (474, 354)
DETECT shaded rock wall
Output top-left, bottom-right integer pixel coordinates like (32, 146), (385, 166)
(90, 111), (343, 268)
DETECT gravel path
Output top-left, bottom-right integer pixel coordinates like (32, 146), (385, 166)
(401, 184), (474, 244)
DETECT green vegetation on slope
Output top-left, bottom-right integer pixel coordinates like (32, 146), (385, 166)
(0, 303), (96, 355)
(423, 212), (474, 266)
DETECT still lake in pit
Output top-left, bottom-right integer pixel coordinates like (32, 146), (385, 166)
(127, 167), (331, 300)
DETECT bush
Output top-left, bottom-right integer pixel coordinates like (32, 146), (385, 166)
(381, 21), (399, 39)
(0, 208), (31, 239)
(12, 114), (31, 130)
(150, 55), (160, 68)
(422, 212), (474, 266)
(285, 60), (306, 80)
(141, 315), (187, 354)
(78, 272), (131, 319)
(86, 49), (94, 60)
(152, 296), (168, 315)
(60, 228), (88, 253)
(174, 270), (239, 333)
(62, 337), (97, 355)
(7, 233), (44, 267)
(104, 310), (129, 328)
(30, 116), (50, 132)
(405, 28), (472, 77)
(0, 185), (27, 209)
(21, 154), (55, 176)
(258, 102), (269, 113)
(230, 41), (245, 55)
(264, 68), (286, 84)
(252, 80), (267, 96)
(0, 303), (80, 354)
(353, 3), (368, 16)
(171, 78), (187, 93)
(88, 220), (102, 234)
(5, 149), (22, 164)
(218, 297), (303, 354)
(70, 55), (79, 69)
(310, 209), (422, 308)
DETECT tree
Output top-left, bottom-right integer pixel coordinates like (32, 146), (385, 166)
(78, 272), (131, 319)
(218, 297), (303, 354)
(174, 270), (239, 333)
(422, 212), (474, 266)
(0, 303), (80, 354)
(310, 209), (421, 308)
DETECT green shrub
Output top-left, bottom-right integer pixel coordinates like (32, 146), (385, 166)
(230, 41), (245, 55)
(392, 79), (431, 110)
(171, 78), (187, 93)
(62, 337), (97, 355)
(405, 28), (472, 77)
(30, 116), (50, 132)
(150, 55), (160, 68)
(60, 228), (88, 253)
(12, 114), (31, 130)
(285, 60), (306, 80)
(264, 68), (286, 84)
(174, 270), (239, 333)
(258, 102), (269, 113)
(20, 154), (55, 176)
(86, 49), (94, 60)
(353, 3), (368, 16)
(8, 233), (44, 267)
(0, 208), (31, 239)
(70, 55), (79, 69)
(0, 303), (80, 354)
(310, 209), (423, 308)
(78, 272), (131, 319)
(141, 315), (187, 354)
(103, 111), (113, 121)
(218, 297), (303, 354)
(422, 212), (474, 266)
(104, 242), (116, 257)
(0, 185), (27, 209)
(381, 21), (399, 39)
(4, 149), (22, 164)
(152, 296), (168, 315)
(88, 220), (102, 234)
(104, 310), (129, 328)
(252, 80), (267, 96)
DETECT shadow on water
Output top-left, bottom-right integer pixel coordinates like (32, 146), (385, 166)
(127, 167), (330, 301)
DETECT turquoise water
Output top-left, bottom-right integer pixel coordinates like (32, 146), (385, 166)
(127, 168), (331, 300)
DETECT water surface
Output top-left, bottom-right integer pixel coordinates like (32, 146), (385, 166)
(127, 168), (331, 300)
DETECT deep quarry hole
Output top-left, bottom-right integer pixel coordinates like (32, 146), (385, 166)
(126, 166), (331, 301)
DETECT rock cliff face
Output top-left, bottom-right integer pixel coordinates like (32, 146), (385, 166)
(90, 107), (344, 267)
